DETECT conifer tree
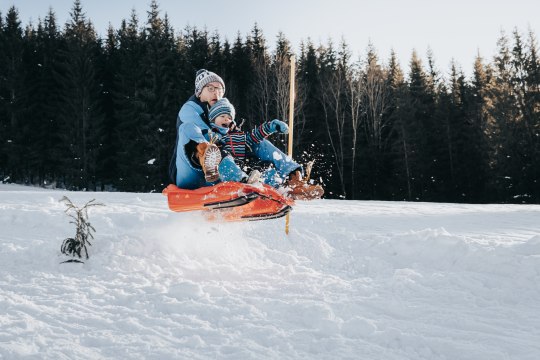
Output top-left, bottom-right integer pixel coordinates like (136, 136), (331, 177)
(207, 31), (224, 74)
(249, 24), (271, 124)
(469, 54), (493, 201)
(387, 50), (415, 200)
(0, 11), (6, 180)
(318, 39), (349, 197)
(0, 7), (25, 182)
(442, 62), (489, 202)
(57, 0), (105, 190)
(405, 50), (438, 200)
(524, 30), (540, 201)
(357, 44), (390, 199)
(3, 4), (540, 202)
(115, 2), (179, 191)
(136, 1), (178, 191)
(114, 12), (145, 190)
(23, 10), (64, 186)
(96, 24), (120, 189)
(228, 33), (253, 125)
(296, 40), (330, 187)
(271, 32), (293, 132)
(296, 40), (323, 145)
(487, 31), (523, 201)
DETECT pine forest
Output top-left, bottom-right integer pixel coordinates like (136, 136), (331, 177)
(1, 1), (539, 203)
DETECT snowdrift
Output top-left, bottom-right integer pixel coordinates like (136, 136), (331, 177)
(1, 184), (540, 359)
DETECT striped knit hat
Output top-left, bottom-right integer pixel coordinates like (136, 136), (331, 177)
(209, 98), (236, 122)
(194, 69), (226, 97)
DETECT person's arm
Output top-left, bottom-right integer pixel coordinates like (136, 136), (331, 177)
(179, 102), (208, 143)
(245, 119), (289, 146)
(182, 123), (208, 143)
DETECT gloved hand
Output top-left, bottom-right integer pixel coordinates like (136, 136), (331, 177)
(268, 119), (289, 134)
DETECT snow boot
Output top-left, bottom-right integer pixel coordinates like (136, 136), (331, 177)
(197, 142), (222, 182)
(285, 170), (324, 200)
(246, 169), (262, 185)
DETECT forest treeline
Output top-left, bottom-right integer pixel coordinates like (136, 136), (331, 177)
(1, 0), (539, 203)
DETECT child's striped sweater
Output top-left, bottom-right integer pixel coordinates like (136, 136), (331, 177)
(219, 122), (276, 159)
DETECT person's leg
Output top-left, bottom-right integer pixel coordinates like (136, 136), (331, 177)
(218, 155), (247, 182)
(258, 167), (281, 187)
(175, 155), (206, 189)
(250, 140), (301, 181)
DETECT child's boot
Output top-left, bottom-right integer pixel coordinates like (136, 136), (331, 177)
(285, 170), (324, 200)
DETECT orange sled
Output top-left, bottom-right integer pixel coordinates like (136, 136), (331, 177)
(162, 182), (295, 221)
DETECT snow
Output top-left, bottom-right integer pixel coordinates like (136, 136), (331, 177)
(1, 183), (540, 359)
(272, 151), (283, 161)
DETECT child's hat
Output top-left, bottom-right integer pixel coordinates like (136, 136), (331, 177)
(209, 98), (236, 122)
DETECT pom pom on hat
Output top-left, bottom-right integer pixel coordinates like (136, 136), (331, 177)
(209, 98), (236, 122)
(195, 69), (225, 97)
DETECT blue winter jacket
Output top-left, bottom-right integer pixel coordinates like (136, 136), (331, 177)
(173, 96), (213, 189)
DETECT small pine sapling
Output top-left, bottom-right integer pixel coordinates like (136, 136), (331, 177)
(59, 196), (104, 263)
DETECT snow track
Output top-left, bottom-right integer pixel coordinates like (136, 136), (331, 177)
(1, 184), (540, 359)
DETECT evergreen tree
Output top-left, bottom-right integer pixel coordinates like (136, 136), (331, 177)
(271, 32), (292, 136)
(486, 31), (523, 201)
(357, 44), (391, 199)
(207, 31), (224, 74)
(270, 33), (307, 157)
(443, 61), (489, 202)
(296, 40), (331, 190)
(0, 7), (25, 182)
(297, 40), (323, 145)
(511, 28), (540, 202)
(388, 50), (415, 200)
(114, 11), (146, 190)
(57, 0), (105, 190)
(136, 1), (178, 191)
(0, 10), (5, 180)
(97, 24), (119, 189)
(318, 39), (349, 197)
(2, 4), (540, 202)
(248, 24), (271, 124)
(405, 50), (438, 200)
(228, 33), (253, 124)
(524, 29), (540, 201)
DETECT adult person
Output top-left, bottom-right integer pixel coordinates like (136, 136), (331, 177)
(170, 69), (323, 200)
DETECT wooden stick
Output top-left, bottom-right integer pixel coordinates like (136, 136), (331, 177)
(285, 54), (296, 235)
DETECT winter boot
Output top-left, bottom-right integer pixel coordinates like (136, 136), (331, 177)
(285, 170), (324, 200)
(246, 170), (262, 185)
(197, 142), (222, 182)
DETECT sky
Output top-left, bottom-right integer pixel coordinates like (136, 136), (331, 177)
(2, 0), (540, 78)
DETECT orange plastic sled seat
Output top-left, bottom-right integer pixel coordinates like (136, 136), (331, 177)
(162, 182), (295, 221)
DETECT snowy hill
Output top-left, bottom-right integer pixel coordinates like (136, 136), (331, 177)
(1, 183), (540, 359)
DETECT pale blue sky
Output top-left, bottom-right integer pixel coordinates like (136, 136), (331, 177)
(3, 0), (540, 78)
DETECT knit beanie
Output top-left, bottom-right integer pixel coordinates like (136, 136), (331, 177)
(194, 69), (226, 97)
(209, 98), (236, 122)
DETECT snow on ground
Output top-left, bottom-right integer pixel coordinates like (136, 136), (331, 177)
(1, 183), (540, 359)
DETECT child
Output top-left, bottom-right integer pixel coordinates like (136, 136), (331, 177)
(208, 98), (289, 184)
(209, 98), (288, 157)
(209, 98), (324, 199)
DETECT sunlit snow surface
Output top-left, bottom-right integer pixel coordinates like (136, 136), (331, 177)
(1, 183), (539, 359)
